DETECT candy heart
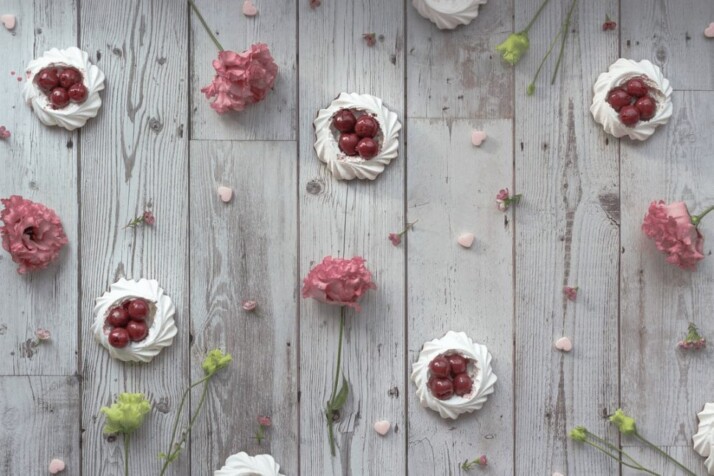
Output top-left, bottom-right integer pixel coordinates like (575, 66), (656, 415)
(1, 14), (16, 30)
(457, 233), (475, 248)
(48, 459), (66, 474)
(471, 130), (487, 147)
(242, 0), (258, 17)
(242, 300), (257, 311)
(217, 186), (233, 203)
(705, 23), (714, 38)
(373, 420), (391, 436)
(554, 337), (572, 352)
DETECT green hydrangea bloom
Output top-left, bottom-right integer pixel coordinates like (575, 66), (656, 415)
(610, 409), (637, 435)
(496, 32), (530, 65)
(202, 349), (233, 377)
(101, 393), (151, 435)
(569, 426), (588, 442)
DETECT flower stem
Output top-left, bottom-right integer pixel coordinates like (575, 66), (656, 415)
(635, 433), (696, 476)
(550, 0), (578, 85)
(524, 0), (553, 33)
(528, 28), (562, 94)
(188, 0), (224, 51)
(123, 434), (130, 476)
(327, 309), (346, 456)
(691, 205), (714, 226)
(583, 440), (660, 475)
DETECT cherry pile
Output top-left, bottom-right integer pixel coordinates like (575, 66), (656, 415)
(606, 77), (657, 127)
(332, 109), (381, 160)
(105, 298), (150, 348)
(35, 66), (88, 109)
(426, 353), (474, 400)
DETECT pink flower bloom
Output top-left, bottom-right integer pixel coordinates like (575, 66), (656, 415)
(142, 210), (155, 226)
(363, 33), (377, 47)
(642, 201), (704, 270)
(496, 188), (521, 212)
(302, 256), (376, 311)
(477, 455), (488, 466)
(257, 415), (272, 427)
(201, 44), (278, 115)
(388, 233), (401, 246)
(35, 328), (51, 341)
(0, 126), (10, 139)
(564, 286), (578, 301)
(0, 196), (68, 274)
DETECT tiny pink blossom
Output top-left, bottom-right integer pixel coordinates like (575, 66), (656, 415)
(35, 328), (51, 341)
(642, 201), (704, 270)
(496, 188), (521, 212)
(257, 415), (272, 427)
(564, 286), (578, 301)
(0, 126), (10, 139)
(477, 455), (488, 466)
(302, 256), (376, 311)
(363, 33), (377, 47)
(388, 233), (401, 246)
(142, 210), (155, 226)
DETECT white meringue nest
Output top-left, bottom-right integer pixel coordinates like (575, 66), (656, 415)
(694, 402), (714, 475)
(214, 452), (284, 476)
(412, 0), (487, 30)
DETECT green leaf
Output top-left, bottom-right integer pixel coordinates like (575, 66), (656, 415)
(329, 376), (349, 411)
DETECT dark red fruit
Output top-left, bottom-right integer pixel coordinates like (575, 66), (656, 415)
(338, 133), (360, 156)
(453, 373), (473, 397)
(354, 115), (379, 138)
(429, 356), (451, 378)
(68, 82), (88, 102)
(624, 78), (648, 98)
(634, 96), (656, 121)
(332, 109), (357, 133)
(36, 68), (59, 91)
(606, 88), (632, 111)
(58, 68), (82, 88)
(447, 354), (468, 375)
(428, 376), (454, 400)
(356, 137), (379, 159)
(619, 105), (641, 126)
(108, 327), (130, 348)
(127, 299), (149, 320)
(49, 87), (70, 108)
(126, 321), (149, 342)
(106, 307), (130, 328)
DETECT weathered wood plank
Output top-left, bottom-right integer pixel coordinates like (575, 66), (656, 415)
(298, 1), (406, 474)
(188, 140), (298, 475)
(405, 118), (514, 474)
(189, 0), (297, 141)
(0, 376), (80, 475)
(514, 0), (620, 473)
(78, 1), (189, 474)
(0, 0), (78, 376)
(622, 445), (708, 476)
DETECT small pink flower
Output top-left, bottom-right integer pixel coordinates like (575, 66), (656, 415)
(678, 323), (706, 351)
(496, 188), (521, 212)
(142, 210), (155, 226)
(201, 44), (278, 115)
(564, 286), (578, 301)
(388, 233), (401, 246)
(302, 256), (376, 311)
(642, 201), (705, 270)
(477, 455), (488, 466)
(1, 196), (69, 274)
(310, 0), (321, 7)
(35, 328), (51, 341)
(363, 33), (377, 47)
(0, 126), (11, 139)
(125, 209), (155, 229)
(242, 300), (257, 311)
(257, 415), (272, 427)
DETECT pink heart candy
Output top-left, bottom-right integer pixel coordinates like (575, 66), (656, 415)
(217, 186), (233, 203)
(705, 22), (714, 38)
(242, 300), (257, 311)
(373, 420), (391, 436)
(48, 459), (65, 474)
(471, 130), (487, 147)
(242, 0), (258, 17)
(554, 337), (572, 352)
(1, 14), (16, 30)
(457, 233), (475, 248)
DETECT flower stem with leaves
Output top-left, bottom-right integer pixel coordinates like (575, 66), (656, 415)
(569, 426), (660, 475)
(326, 309), (350, 456)
(188, 0), (224, 51)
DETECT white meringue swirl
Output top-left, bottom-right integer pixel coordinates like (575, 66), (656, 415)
(411, 331), (497, 420)
(214, 452), (285, 476)
(412, 0), (487, 30)
(92, 278), (177, 363)
(590, 58), (672, 141)
(23, 47), (105, 131)
(314, 92), (401, 181)
(694, 402), (714, 475)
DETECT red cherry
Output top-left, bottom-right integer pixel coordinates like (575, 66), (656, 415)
(447, 354), (469, 375)
(428, 377), (454, 400)
(429, 356), (451, 378)
(36, 68), (59, 91)
(606, 88), (632, 111)
(127, 299), (149, 320)
(126, 321), (149, 342)
(332, 109), (357, 133)
(106, 307), (130, 328)
(619, 105), (641, 126)
(634, 96), (656, 121)
(108, 328), (130, 348)
(354, 115), (380, 138)
(50, 87), (70, 108)
(453, 373), (473, 397)
(68, 83), (88, 103)
(356, 138), (379, 159)
(338, 133), (360, 156)
(58, 68), (82, 88)
(624, 78), (648, 98)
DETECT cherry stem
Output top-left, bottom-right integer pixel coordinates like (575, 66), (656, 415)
(123, 434), (130, 476)
(691, 205), (714, 226)
(524, 0), (552, 33)
(550, 0), (578, 85)
(188, 0), (224, 51)
(634, 433), (696, 476)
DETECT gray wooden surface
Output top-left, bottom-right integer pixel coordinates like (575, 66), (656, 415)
(1, 0), (713, 475)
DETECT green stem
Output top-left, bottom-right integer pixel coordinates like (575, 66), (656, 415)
(691, 205), (714, 226)
(188, 0), (224, 51)
(550, 0), (578, 85)
(583, 440), (660, 475)
(587, 432), (650, 469)
(327, 309), (346, 456)
(123, 434), (130, 476)
(524, 0), (553, 33)
(635, 433), (696, 476)
(528, 27), (562, 93)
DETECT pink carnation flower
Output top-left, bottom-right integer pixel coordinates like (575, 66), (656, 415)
(302, 256), (376, 311)
(642, 201), (704, 270)
(257, 415), (272, 427)
(564, 286), (578, 302)
(1, 196), (68, 274)
(388, 233), (401, 246)
(201, 44), (278, 114)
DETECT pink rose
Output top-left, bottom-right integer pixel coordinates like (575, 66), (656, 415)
(642, 201), (704, 270)
(201, 44), (278, 114)
(302, 256), (376, 311)
(1, 196), (68, 274)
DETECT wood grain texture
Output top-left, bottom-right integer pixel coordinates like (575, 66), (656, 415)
(620, 92), (714, 461)
(405, 119), (514, 475)
(297, 0), (406, 474)
(0, 376), (80, 474)
(78, 1), (190, 474)
(622, 445), (708, 476)
(188, 140), (298, 475)
(621, 0), (714, 92)
(0, 0), (78, 376)
(514, 0), (621, 473)
(189, 0), (296, 141)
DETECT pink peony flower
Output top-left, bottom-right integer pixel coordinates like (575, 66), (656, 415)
(642, 201), (705, 270)
(0, 196), (68, 274)
(201, 44), (278, 115)
(564, 286), (578, 301)
(302, 256), (376, 311)
(257, 415), (272, 427)
(388, 233), (401, 246)
(0, 126), (10, 139)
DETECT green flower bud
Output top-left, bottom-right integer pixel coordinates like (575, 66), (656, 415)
(609, 409), (637, 435)
(202, 348), (233, 377)
(496, 32), (530, 66)
(569, 426), (588, 442)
